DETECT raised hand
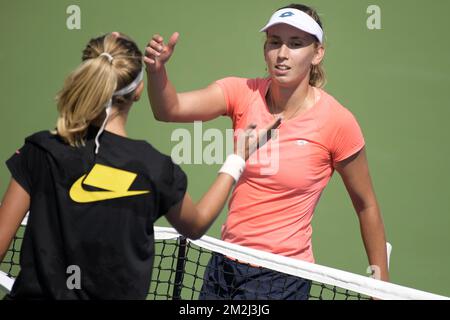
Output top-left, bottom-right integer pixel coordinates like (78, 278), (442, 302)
(144, 32), (179, 73)
(236, 116), (282, 161)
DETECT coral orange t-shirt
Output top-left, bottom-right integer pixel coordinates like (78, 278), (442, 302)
(217, 77), (365, 263)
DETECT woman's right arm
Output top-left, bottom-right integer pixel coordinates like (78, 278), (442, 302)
(166, 173), (234, 240)
(0, 179), (30, 263)
(144, 33), (227, 122)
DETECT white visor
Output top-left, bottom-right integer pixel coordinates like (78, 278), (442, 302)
(260, 8), (323, 44)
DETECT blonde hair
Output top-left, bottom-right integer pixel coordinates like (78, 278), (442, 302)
(55, 33), (143, 147)
(272, 3), (326, 88)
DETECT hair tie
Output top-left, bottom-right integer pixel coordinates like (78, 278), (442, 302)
(99, 52), (114, 64)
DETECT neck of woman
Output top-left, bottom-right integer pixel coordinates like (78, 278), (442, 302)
(92, 105), (130, 137)
(105, 116), (128, 137)
(268, 77), (312, 117)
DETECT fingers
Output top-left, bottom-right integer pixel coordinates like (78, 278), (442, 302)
(245, 123), (258, 159)
(263, 116), (282, 141)
(143, 56), (155, 65)
(144, 32), (179, 68)
(145, 35), (165, 66)
(244, 118), (281, 141)
(265, 116), (283, 131)
(146, 43), (162, 57)
(244, 123), (257, 136)
(146, 39), (163, 57)
(244, 123), (257, 146)
(146, 32), (179, 54)
(235, 118), (282, 160)
(152, 34), (163, 43)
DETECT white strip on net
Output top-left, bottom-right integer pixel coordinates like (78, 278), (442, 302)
(151, 227), (448, 300)
(1, 221), (449, 300)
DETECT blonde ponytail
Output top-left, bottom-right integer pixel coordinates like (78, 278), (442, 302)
(55, 33), (143, 147)
(56, 57), (117, 146)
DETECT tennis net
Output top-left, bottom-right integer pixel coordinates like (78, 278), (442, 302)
(1, 218), (448, 300)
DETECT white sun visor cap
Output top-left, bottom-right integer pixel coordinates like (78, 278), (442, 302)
(260, 8), (323, 44)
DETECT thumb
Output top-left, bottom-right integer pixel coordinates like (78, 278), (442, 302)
(167, 32), (179, 50)
(264, 116), (283, 132)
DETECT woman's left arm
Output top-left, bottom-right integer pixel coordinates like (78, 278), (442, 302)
(335, 147), (389, 282)
(0, 179), (30, 263)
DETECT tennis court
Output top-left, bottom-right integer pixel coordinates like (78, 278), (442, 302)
(1, 0), (449, 299)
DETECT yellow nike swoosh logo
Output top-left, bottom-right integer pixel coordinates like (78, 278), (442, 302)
(69, 164), (150, 203)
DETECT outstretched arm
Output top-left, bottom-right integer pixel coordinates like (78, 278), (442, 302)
(0, 179), (30, 263)
(335, 148), (389, 282)
(144, 33), (227, 122)
(165, 117), (282, 239)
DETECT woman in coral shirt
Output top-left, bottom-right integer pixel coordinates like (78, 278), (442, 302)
(145, 3), (389, 299)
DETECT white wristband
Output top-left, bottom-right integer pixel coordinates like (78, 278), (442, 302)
(218, 154), (246, 182)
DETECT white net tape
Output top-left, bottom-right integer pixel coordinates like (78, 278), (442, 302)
(1, 219), (448, 300)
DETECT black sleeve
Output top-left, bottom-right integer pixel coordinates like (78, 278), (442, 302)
(5, 143), (40, 195)
(156, 158), (188, 219)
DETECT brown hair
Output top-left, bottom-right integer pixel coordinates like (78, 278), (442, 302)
(55, 32), (143, 147)
(275, 3), (326, 88)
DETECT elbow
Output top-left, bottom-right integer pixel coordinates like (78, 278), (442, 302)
(153, 111), (172, 123)
(183, 229), (204, 240)
(151, 103), (180, 123)
(187, 234), (202, 241)
(181, 226), (206, 240)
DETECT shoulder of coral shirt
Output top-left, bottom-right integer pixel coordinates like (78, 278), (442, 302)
(216, 76), (365, 262)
